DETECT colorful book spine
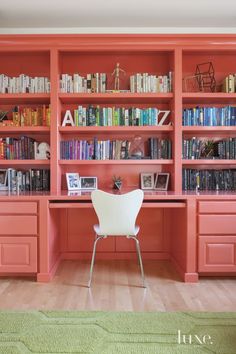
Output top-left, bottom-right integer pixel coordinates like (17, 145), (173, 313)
(182, 106), (236, 126)
(62, 106), (169, 127)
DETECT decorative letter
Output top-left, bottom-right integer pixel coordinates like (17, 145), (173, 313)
(62, 110), (75, 127)
(158, 110), (170, 126)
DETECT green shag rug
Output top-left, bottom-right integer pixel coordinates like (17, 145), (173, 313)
(0, 311), (236, 353)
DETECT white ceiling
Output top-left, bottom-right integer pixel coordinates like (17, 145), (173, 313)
(0, 0), (236, 33)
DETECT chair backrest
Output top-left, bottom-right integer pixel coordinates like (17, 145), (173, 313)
(91, 189), (144, 235)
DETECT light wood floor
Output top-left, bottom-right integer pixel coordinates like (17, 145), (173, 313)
(0, 260), (235, 311)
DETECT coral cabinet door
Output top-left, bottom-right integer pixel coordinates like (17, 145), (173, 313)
(0, 237), (37, 273)
(198, 236), (236, 272)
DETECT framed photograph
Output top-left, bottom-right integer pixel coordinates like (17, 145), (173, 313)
(80, 177), (97, 190)
(154, 173), (170, 191)
(0, 169), (7, 190)
(66, 173), (80, 191)
(140, 173), (155, 190)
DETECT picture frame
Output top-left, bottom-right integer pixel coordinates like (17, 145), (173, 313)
(154, 173), (170, 191)
(80, 177), (97, 190)
(140, 173), (155, 190)
(67, 190), (82, 196)
(66, 173), (80, 191)
(0, 169), (8, 190)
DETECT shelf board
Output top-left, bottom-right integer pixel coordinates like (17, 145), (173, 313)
(182, 92), (236, 104)
(182, 126), (236, 131)
(59, 92), (173, 104)
(182, 159), (236, 165)
(59, 125), (173, 134)
(0, 159), (50, 166)
(59, 159), (173, 165)
(0, 126), (50, 133)
(0, 93), (50, 104)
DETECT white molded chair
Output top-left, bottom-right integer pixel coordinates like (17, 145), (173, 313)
(88, 189), (146, 288)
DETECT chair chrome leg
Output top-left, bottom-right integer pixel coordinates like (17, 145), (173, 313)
(88, 234), (104, 288)
(129, 236), (147, 288)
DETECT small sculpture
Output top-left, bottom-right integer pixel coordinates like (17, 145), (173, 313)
(35, 142), (50, 160)
(111, 63), (125, 90)
(183, 62), (216, 92)
(195, 62), (216, 92)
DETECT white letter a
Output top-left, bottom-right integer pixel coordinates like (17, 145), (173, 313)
(62, 110), (75, 126)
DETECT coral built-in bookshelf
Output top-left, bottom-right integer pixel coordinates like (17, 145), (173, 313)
(0, 36), (235, 194)
(1, 35), (236, 281)
(0, 37), (236, 194)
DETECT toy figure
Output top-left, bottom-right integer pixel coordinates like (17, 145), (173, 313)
(111, 63), (125, 90)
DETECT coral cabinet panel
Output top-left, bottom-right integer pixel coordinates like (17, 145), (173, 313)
(0, 237), (37, 273)
(0, 216), (37, 235)
(198, 201), (236, 214)
(199, 215), (236, 235)
(0, 202), (37, 214)
(198, 236), (236, 272)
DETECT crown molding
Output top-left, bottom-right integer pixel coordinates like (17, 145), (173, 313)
(0, 27), (236, 34)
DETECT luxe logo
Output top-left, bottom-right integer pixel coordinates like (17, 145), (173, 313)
(177, 330), (213, 345)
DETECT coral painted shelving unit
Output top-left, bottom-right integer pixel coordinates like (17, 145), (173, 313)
(0, 35), (236, 282)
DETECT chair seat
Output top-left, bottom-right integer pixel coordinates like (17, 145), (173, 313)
(93, 224), (140, 236)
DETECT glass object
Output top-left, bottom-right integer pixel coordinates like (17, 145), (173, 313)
(129, 136), (144, 159)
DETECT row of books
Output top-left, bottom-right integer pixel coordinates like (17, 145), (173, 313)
(182, 137), (236, 160)
(59, 72), (172, 94)
(182, 169), (236, 191)
(60, 139), (130, 160)
(2, 168), (50, 192)
(60, 137), (171, 160)
(60, 73), (107, 93)
(182, 106), (236, 126)
(65, 106), (169, 127)
(0, 74), (50, 94)
(0, 136), (47, 160)
(0, 105), (51, 127)
(149, 138), (172, 159)
(222, 74), (236, 93)
(130, 72), (172, 93)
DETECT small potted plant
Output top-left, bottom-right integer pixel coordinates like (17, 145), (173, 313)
(112, 175), (122, 190)
(201, 140), (215, 159)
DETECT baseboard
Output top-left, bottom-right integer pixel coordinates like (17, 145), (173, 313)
(37, 255), (61, 282)
(170, 256), (199, 283)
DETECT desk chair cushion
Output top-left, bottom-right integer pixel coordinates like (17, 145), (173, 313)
(91, 189), (144, 236)
(93, 224), (140, 236)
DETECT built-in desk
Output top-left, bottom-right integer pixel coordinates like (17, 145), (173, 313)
(0, 190), (235, 283)
(44, 191), (196, 283)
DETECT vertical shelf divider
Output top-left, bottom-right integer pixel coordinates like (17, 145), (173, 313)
(50, 48), (60, 194)
(173, 48), (183, 193)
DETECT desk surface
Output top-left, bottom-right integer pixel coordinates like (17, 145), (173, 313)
(1, 188), (236, 201)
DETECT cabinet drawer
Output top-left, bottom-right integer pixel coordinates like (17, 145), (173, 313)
(198, 235), (236, 272)
(0, 236), (37, 273)
(198, 201), (236, 214)
(0, 216), (37, 235)
(199, 215), (236, 234)
(0, 202), (37, 214)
